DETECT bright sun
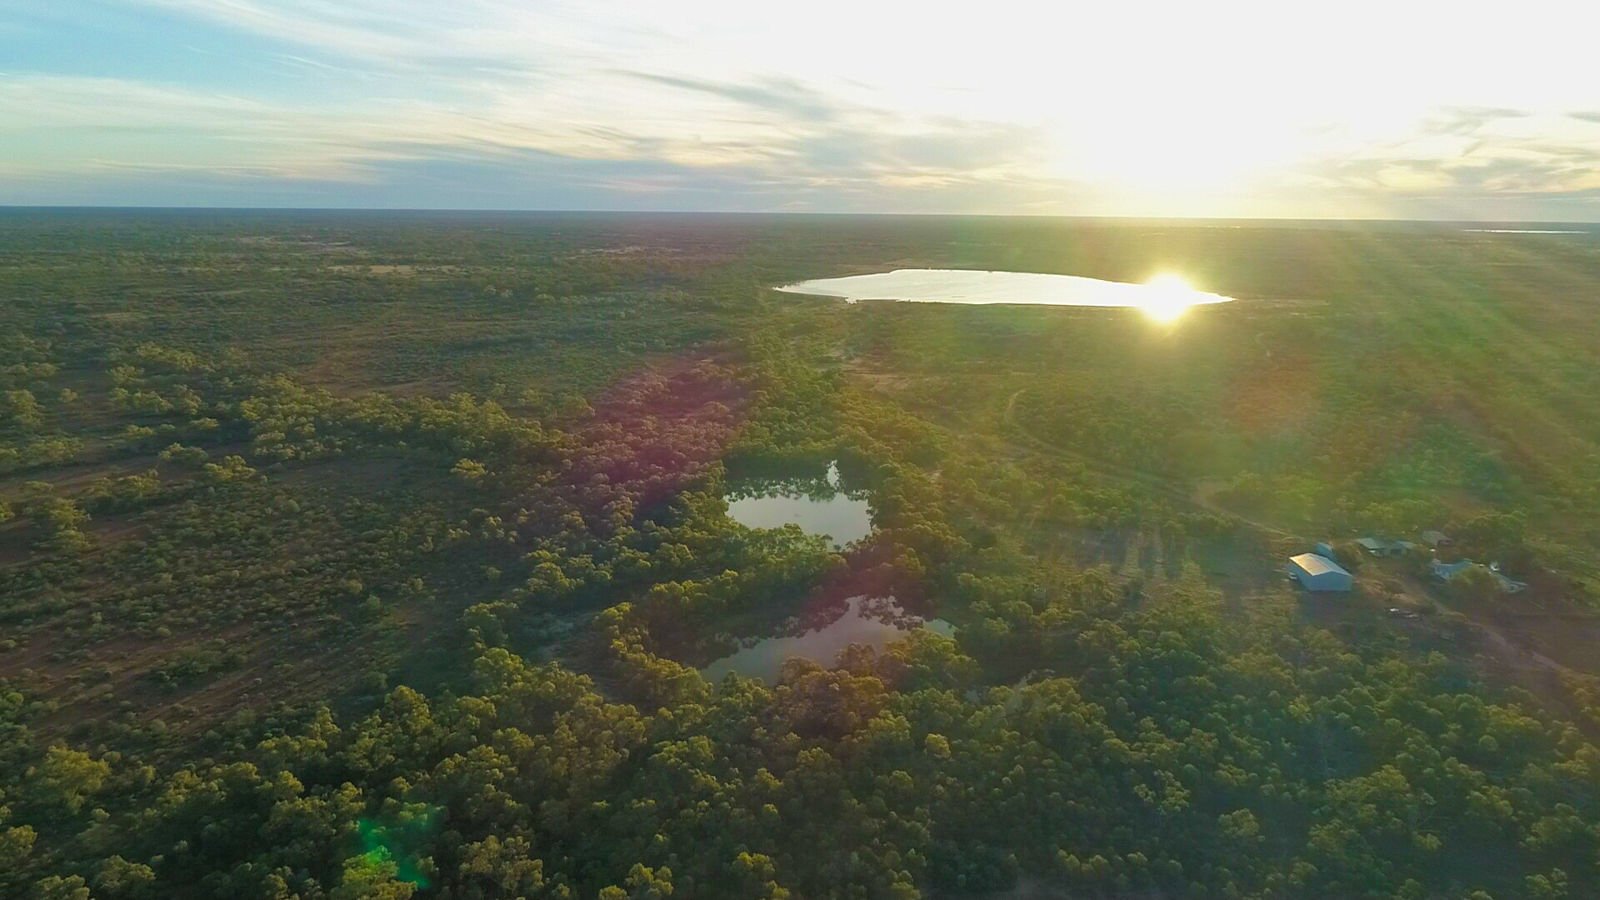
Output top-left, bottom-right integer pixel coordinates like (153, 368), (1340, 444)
(1139, 274), (1200, 324)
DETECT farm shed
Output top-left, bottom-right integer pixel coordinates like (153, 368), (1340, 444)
(1287, 553), (1354, 592)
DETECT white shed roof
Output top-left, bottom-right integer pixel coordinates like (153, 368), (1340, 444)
(1289, 553), (1350, 578)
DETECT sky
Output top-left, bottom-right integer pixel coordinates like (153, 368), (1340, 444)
(5, 0), (1600, 219)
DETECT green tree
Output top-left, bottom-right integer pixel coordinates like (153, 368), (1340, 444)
(3, 389), (44, 431)
(26, 496), (92, 553)
(202, 454), (258, 483)
(94, 855), (157, 899)
(452, 458), (489, 482)
(332, 851), (416, 900)
(31, 875), (91, 900)
(29, 746), (111, 814)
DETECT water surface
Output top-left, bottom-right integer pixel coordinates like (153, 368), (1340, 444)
(702, 595), (954, 683)
(725, 462), (872, 549)
(1463, 228), (1588, 235)
(776, 268), (1233, 308)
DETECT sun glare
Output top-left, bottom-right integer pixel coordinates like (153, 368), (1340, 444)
(1139, 273), (1200, 324)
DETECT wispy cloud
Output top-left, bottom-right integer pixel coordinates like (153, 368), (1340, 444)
(7, 0), (1600, 215)
(0, 69), (1070, 209)
(1298, 112), (1600, 220)
(621, 72), (844, 124)
(1423, 107), (1529, 136)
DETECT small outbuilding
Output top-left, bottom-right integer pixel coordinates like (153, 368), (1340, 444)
(1432, 558), (1529, 593)
(1420, 530), (1452, 548)
(1493, 571), (1528, 594)
(1357, 537), (1411, 557)
(1287, 553), (1354, 592)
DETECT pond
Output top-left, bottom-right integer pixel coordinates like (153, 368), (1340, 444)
(776, 268), (1232, 318)
(1462, 228), (1589, 235)
(701, 594), (955, 683)
(725, 462), (872, 549)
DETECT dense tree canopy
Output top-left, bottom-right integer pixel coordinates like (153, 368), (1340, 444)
(4, 212), (1600, 897)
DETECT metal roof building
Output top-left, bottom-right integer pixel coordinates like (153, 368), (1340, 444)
(1357, 537), (1414, 557)
(1287, 553), (1354, 592)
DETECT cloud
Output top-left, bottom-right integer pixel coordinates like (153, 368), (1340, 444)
(620, 73), (843, 124)
(130, 0), (491, 63)
(1294, 106), (1600, 211)
(1424, 107), (1529, 135)
(0, 141), (1094, 213)
(0, 69), (1076, 211)
(11, 1), (1600, 216)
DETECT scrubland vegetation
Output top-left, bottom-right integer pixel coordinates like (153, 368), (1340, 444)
(5, 211), (1600, 897)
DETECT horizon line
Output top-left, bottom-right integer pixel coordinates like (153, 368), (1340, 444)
(1, 205), (1597, 227)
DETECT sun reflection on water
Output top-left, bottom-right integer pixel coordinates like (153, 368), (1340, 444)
(1139, 273), (1207, 324)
